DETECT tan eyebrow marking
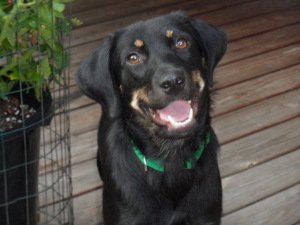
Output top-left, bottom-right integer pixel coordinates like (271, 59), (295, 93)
(134, 39), (144, 48)
(166, 29), (174, 38)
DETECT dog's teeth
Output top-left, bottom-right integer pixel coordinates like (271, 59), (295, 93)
(189, 108), (193, 119)
(167, 108), (193, 128)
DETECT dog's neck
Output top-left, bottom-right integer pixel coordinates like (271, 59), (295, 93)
(128, 119), (211, 161)
(134, 128), (212, 203)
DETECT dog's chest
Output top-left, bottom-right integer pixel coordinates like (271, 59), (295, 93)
(147, 168), (195, 203)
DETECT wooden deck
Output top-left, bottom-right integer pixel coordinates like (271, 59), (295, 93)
(67, 0), (300, 224)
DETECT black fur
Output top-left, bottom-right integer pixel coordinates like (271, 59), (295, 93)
(76, 12), (227, 225)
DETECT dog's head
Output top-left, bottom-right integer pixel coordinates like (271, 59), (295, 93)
(76, 12), (227, 139)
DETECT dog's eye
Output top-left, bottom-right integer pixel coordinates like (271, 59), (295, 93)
(127, 53), (141, 65)
(175, 38), (188, 49)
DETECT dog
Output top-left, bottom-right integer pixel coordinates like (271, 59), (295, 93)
(76, 12), (227, 225)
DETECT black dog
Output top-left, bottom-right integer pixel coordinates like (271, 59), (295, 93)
(76, 12), (227, 225)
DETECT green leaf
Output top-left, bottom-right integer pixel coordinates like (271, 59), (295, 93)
(0, 61), (18, 76)
(40, 24), (55, 47)
(0, 0), (80, 100)
(71, 18), (83, 26)
(0, 80), (15, 99)
(55, 0), (73, 3)
(18, 49), (35, 65)
(0, 7), (5, 17)
(0, 17), (16, 46)
(40, 58), (51, 78)
(8, 70), (23, 81)
(33, 80), (42, 101)
(28, 20), (37, 29)
(53, 2), (65, 13)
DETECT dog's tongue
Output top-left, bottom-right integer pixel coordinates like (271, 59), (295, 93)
(158, 100), (191, 122)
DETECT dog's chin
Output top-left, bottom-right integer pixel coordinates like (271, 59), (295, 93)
(157, 120), (198, 139)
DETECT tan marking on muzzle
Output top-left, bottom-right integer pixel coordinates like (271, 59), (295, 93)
(134, 39), (144, 48)
(130, 87), (149, 113)
(192, 70), (205, 92)
(166, 30), (174, 38)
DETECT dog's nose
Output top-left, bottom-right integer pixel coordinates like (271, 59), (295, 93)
(159, 73), (185, 94)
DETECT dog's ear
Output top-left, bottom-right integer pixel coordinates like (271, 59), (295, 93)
(75, 36), (121, 118)
(189, 18), (227, 86)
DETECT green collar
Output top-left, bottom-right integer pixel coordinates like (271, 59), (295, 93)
(133, 132), (211, 172)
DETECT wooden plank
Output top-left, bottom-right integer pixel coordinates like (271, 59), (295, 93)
(33, 102), (99, 158)
(71, 0), (150, 14)
(71, 1), (198, 46)
(219, 117), (300, 177)
(70, 0), (300, 47)
(39, 200), (73, 224)
(69, 41), (99, 73)
(38, 171), (71, 207)
(38, 156), (102, 208)
(222, 150), (300, 214)
(197, 0), (300, 26)
(215, 44), (300, 89)
(223, 6), (300, 41)
(70, 104), (101, 136)
(39, 99), (100, 162)
(222, 183), (300, 225)
(213, 89), (300, 144)
(69, 87), (95, 111)
(72, 0), (187, 27)
(72, 159), (102, 195)
(221, 23), (300, 65)
(214, 64), (300, 116)
(73, 188), (103, 225)
(70, 0), (252, 47)
(70, 129), (98, 164)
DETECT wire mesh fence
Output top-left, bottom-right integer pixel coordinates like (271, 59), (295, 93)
(0, 1), (74, 224)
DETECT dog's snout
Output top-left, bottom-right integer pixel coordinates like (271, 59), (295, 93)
(159, 73), (185, 94)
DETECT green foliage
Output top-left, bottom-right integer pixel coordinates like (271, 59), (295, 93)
(0, 0), (81, 100)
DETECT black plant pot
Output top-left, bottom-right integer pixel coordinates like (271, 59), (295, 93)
(0, 89), (53, 225)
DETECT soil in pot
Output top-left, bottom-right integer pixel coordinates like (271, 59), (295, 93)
(0, 96), (36, 132)
(0, 89), (52, 225)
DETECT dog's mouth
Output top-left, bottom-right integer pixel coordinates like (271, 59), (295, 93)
(149, 99), (198, 130)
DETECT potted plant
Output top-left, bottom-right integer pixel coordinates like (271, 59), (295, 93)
(0, 1), (80, 224)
